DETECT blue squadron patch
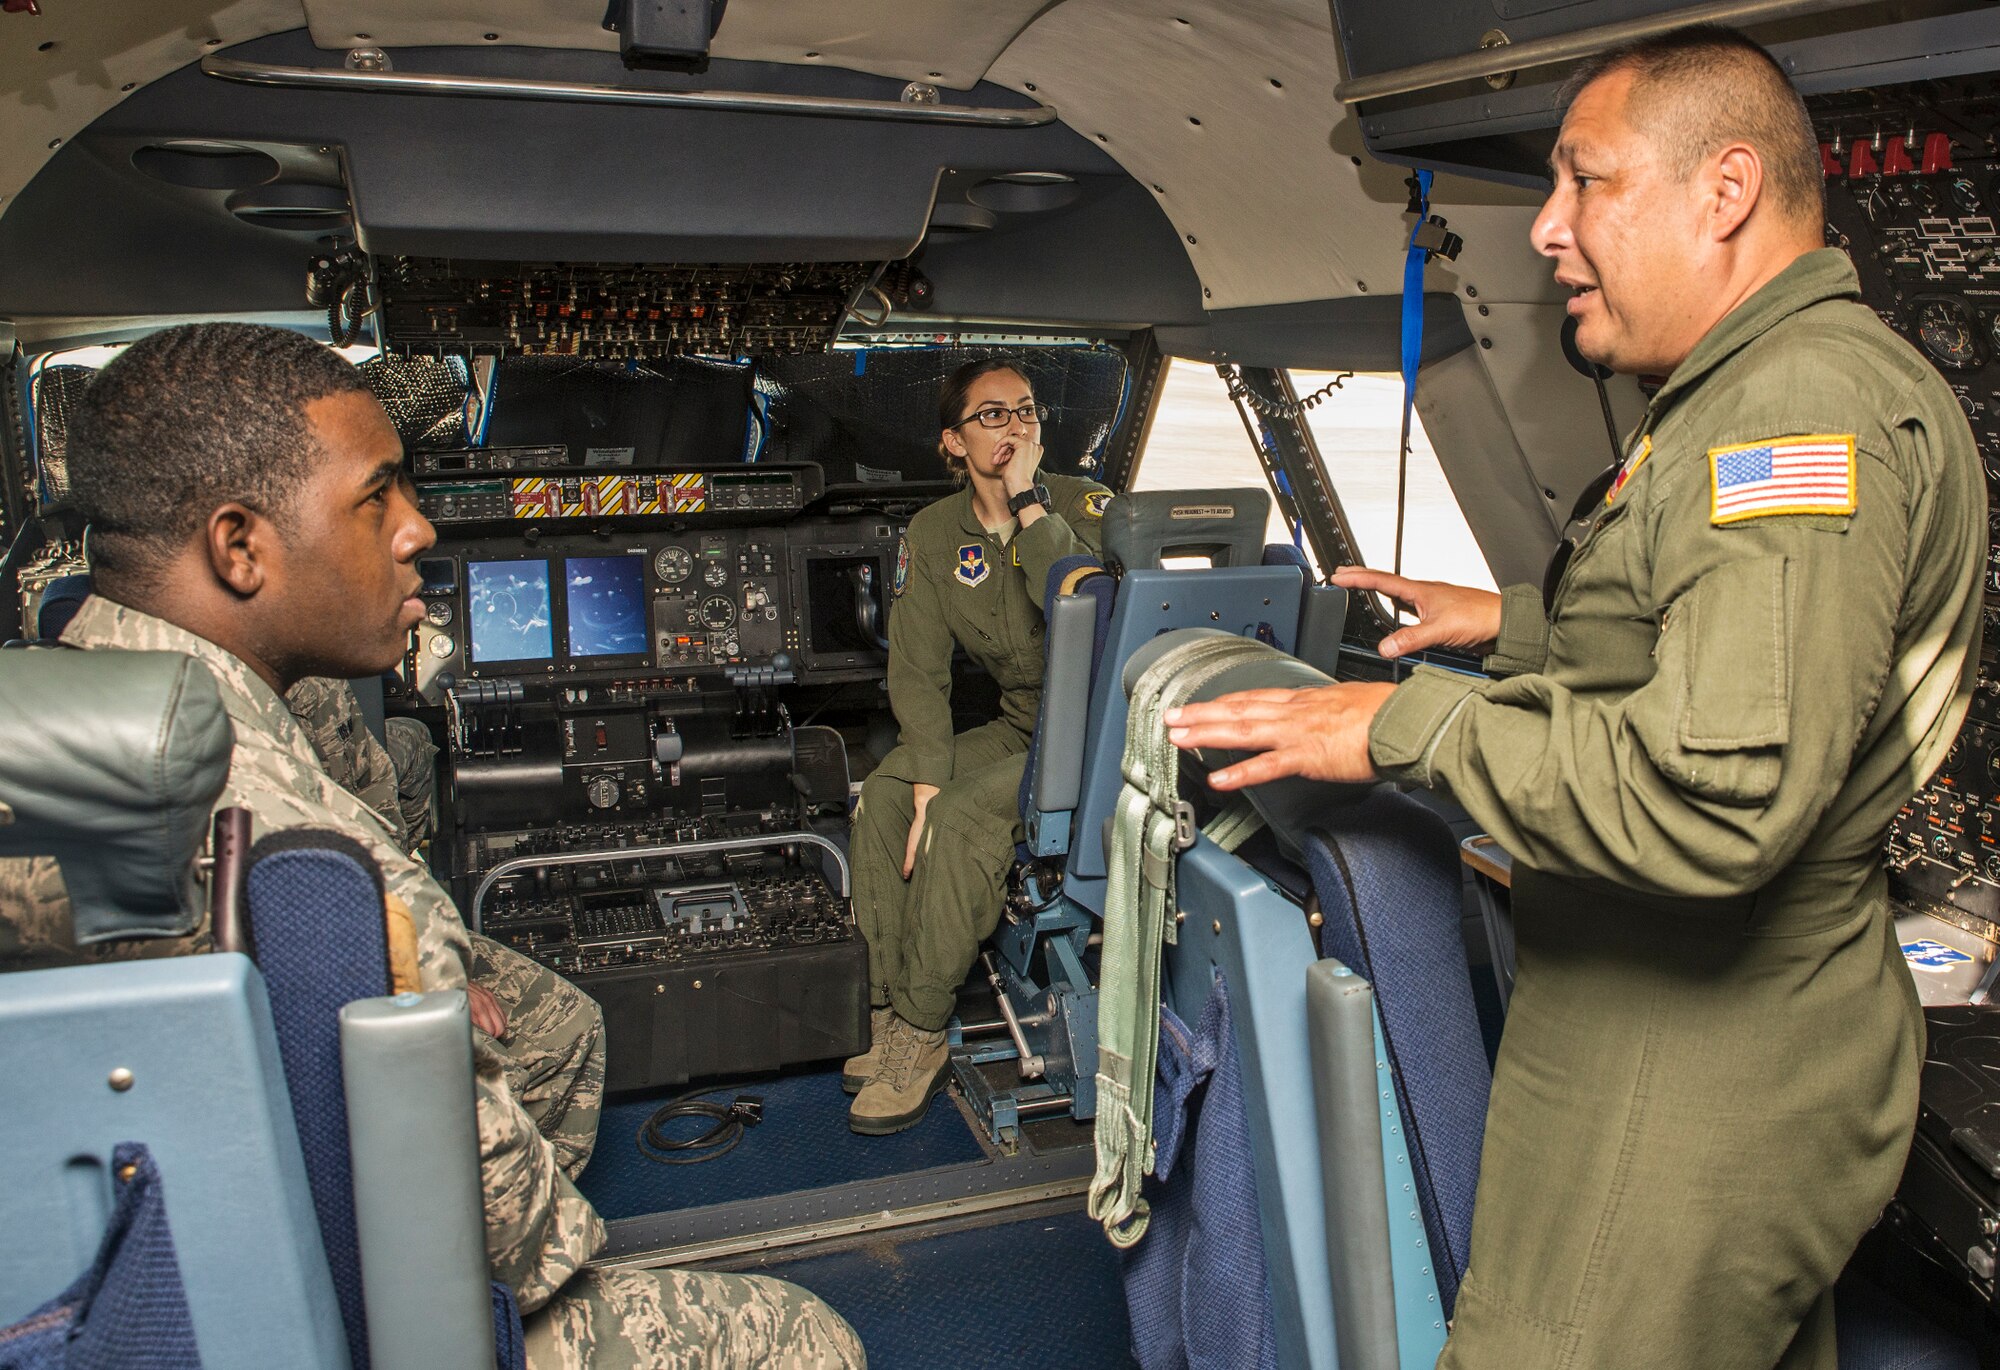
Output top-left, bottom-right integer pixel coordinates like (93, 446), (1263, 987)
(955, 543), (989, 587)
(1082, 490), (1112, 519)
(893, 535), (910, 598)
(1902, 938), (1975, 972)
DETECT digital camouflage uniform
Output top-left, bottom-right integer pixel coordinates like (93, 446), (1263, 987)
(284, 675), (440, 851)
(1368, 251), (1985, 1368)
(854, 474), (1111, 1030)
(0, 598), (864, 1370)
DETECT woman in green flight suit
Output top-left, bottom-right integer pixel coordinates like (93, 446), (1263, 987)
(845, 358), (1113, 1135)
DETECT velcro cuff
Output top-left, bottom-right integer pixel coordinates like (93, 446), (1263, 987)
(1482, 583), (1550, 678)
(1369, 667), (1479, 786)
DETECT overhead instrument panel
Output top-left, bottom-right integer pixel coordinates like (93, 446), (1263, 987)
(1817, 80), (2000, 992)
(375, 258), (878, 359)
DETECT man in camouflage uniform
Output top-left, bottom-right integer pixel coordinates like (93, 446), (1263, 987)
(0, 324), (863, 1368)
(1168, 29), (1983, 1368)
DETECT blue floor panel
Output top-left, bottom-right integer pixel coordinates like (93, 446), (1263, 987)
(578, 1067), (988, 1220)
(756, 1210), (1138, 1370)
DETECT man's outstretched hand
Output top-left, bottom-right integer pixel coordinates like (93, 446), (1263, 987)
(1166, 682), (1397, 790)
(1332, 566), (1502, 660)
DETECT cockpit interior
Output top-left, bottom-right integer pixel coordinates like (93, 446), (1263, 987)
(5, 2), (2000, 1366)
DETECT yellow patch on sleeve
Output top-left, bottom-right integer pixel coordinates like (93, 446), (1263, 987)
(1707, 434), (1856, 525)
(1081, 490), (1111, 519)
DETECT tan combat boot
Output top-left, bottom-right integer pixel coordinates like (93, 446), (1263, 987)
(848, 1014), (950, 1135)
(841, 1006), (898, 1094)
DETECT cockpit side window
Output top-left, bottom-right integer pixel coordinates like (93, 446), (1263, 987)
(1127, 360), (1310, 566)
(1287, 369), (1496, 591)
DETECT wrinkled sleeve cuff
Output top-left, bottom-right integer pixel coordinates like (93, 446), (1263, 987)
(1482, 583), (1550, 678)
(1369, 667), (1480, 788)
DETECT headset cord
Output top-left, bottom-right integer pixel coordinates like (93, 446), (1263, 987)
(636, 1085), (765, 1165)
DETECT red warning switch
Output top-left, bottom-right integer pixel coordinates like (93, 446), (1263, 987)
(1819, 142), (1843, 178)
(1849, 141), (1880, 177)
(1923, 132), (1954, 175)
(1882, 136), (1917, 176)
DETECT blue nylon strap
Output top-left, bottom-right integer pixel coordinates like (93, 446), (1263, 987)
(1395, 169), (1433, 575)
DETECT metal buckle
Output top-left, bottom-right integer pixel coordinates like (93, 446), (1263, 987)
(1172, 800), (1197, 852)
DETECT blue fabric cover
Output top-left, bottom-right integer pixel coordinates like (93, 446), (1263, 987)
(1834, 1274), (1979, 1370)
(1259, 544), (1311, 574)
(1121, 973), (1278, 1370)
(490, 1283), (526, 1370)
(34, 575), (92, 642)
(0, 1143), (202, 1370)
(245, 830), (391, 1370)
(1304, 788), (1489, 1318)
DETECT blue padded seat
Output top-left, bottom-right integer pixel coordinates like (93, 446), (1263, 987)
(1303, 788), (1490, 1318)
(36, 572), (92, 641)
(246, 828), (395, 1369)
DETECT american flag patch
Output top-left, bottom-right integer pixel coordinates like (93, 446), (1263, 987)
(1708, 434), (1856, 525)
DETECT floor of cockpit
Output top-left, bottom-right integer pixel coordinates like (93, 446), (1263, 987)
(743, 1205), (1138, 1370)
(580, 1063), (993, 1221)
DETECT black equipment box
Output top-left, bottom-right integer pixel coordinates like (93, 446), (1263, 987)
(1900, 1005), (2000, 1312)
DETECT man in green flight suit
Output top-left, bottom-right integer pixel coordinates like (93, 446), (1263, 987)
(846, 358), (1113, 1133)
(1166, 27), (1984, 1368)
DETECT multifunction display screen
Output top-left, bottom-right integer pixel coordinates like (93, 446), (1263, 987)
(564, 555), (649, 658)
(467, 559), (554, 663)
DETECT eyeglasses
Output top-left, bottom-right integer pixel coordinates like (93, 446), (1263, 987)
(950, 402), (1050, 430)
(1540, 460), (1622, 614)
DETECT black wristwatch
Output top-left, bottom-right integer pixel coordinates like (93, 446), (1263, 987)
(1008, 483), (1053, 516)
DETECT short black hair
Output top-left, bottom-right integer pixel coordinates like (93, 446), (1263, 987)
(66, 323), (370, 588)
(937, 356), (1032, 482)
(1558, 24), (1823, 226)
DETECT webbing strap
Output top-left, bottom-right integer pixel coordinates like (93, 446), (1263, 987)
(1393, 168), (1432, 578)
(1090, 634), (1276, 1247)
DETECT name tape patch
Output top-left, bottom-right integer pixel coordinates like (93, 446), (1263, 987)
(1708, 434), (1856, 525)
(1901, 938), (1975, 972)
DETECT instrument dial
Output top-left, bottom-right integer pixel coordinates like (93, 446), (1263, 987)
(1915, 298), (1983, 369)
(1987, 746), (2000, 787)
(427, 633), (455, 659)
(702, 560), (729, 588)
(1943, 738), (1966, 774)
(654, 546), (692, 584)
(699, 595), (736, 631)
(586, 776), (621, 810)
(425, 600), (455, 628)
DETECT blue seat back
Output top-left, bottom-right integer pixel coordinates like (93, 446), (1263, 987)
(247, 829), (395, 1370)
(1305, 788), (1490, 1317)
(1019, 553), (1117, 856)
(0, 955), (350, 1367)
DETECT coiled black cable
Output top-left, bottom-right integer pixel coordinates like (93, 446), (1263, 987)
(636, 1085), (765, 1165)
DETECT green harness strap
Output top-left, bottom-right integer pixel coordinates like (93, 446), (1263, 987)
(1089, 634), (1271, 1247)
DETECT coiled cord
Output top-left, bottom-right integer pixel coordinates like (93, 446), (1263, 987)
(636, 1085), (765, 1165)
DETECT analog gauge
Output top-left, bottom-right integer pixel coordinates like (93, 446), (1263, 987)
(702, 560), (729, 588)
(1915, 298), (1983, 369)
(1944, 738), (1967, 774)
(1986, 853), (2000, 882)
(1987, 746), (2000, 787)
(586, 776), (621, 810)
(427, 633), (455, 659)
(699, 594), (736, 631)
(1951, 175), (1981, 215)
(425, 600), (455, 628)
(654, 546), (692, 584)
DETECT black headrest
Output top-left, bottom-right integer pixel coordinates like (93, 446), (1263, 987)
(1101, 488), (1272, 573)
(0, 650), (232, 941)
(37, 573), (93, 640)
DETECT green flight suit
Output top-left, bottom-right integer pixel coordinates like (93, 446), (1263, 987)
(1369, 250), (1985, 1369)
(854, 473), (1112, 1030)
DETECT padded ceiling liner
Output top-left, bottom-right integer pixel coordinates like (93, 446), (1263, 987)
(2, 0), (1564, 318)
(300, 0), (1053, 91)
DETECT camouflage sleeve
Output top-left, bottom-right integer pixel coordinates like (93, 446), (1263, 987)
(0, 855), (81, 969)
(372, 839), (604, 1309)
(881, 531), (958, 789)
(1013, 479), (1111, 610)
(286, 678), (408, 845)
